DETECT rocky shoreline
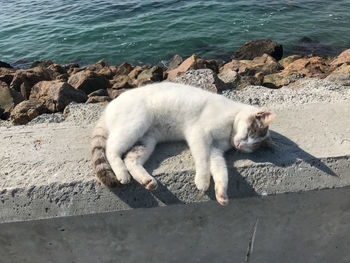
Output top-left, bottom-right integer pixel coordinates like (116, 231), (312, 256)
(1, 39), (350, 125)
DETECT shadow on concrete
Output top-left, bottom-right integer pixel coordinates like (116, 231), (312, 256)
(231, 130), (337, 176)
(109, 130), (336, 208)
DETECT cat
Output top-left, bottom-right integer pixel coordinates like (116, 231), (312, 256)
(91, 82), (275, 205)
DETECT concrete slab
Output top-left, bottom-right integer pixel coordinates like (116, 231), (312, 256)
(1, 187), (350, 263)
(0, 100), (349, 223)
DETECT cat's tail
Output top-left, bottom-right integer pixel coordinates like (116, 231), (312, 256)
(91, 115), (119, 187)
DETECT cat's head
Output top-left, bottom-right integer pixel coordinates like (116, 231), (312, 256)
(232, 111), (275, 153)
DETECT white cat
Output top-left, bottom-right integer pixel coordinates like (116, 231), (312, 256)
(91, 82), (275, 205)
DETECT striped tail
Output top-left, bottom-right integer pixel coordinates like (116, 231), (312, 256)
(91, 115), (119, 187)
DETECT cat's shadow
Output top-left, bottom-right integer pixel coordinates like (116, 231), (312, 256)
(110, 130), (336, 208)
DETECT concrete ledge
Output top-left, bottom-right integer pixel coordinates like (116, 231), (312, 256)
(1, 102), (350, 223)
(1, 187), (350, 263)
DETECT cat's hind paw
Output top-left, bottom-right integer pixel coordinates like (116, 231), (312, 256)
(143, 178), (158, 190)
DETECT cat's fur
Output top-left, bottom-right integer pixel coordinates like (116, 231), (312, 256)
(91, 82), (275, 205)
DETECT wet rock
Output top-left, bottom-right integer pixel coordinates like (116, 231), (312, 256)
(0, 86), (24, 118)
(62, 63), (80, 71)
(137, 66), (164, 86)
(68, 70), (110, 94)
(0, 61), (13, 68)
(295, 37), (336, 57)
(10, 99), (48, 125)
(30, 81), (87, 112)
(30, 60), (54, 68)
(171, 69), (227, 93)
(279, 55), (302, 68)
(167, 55), (218, 80)
(168, 54), (183, 70)
(88, 89), (109, 97)
(233, 39), (283, 61)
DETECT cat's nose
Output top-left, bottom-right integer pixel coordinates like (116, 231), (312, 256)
(236, 143), (242, 149)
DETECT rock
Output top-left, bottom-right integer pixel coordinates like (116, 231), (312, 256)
(220, 54), (282, 76)
(30, 81), (88, 112)
(279, 55), (302, 68)
(0, 80), (8, 89)
(171, 69), (227, 93)
(233, 39), (283, 61)
(326, 64), (350, 86)
(167, 55), (218, 80)
(137, 66), (164, 86)
(88, 89), (109, 97)
(128, 65), (151, 85)
(330, 49), (350, 69)
(217, 68), (239, 89)
(55, 73), (69, 82)
(86, 96), (111, 104)
(10, 99), (48, 125)
(30, 60), (53, 68)
(10, 67), (52, 92)
(62, 63), (80, 70)
(295, 37), (335, 57)
(111, 75), (134, 89)
(168, 55), (183, 70)
(283, 56), (330, 78)
(0, 67), (16, 85)
(115, 62), (133, 76)
(238, 74), (264, 90)
(47, 63), (67, 77)
(68, 70), (110, 94)
(0, 61), (13, 68)
(20, 80), (32, 99)
(107, 88), (129, 99)
(0, 86), (24, 118)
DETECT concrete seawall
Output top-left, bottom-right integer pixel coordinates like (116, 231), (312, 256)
(1, 100), (349, 223)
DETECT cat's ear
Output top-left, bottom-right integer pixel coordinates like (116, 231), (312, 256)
(255, 112), (275, 127)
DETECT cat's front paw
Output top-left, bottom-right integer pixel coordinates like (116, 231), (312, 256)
(195, 176), (210, 192)
(116, 170), (131, 184)
(143, 178), (158, 190)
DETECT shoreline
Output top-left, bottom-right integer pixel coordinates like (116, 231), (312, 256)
(1, 39), (350, 125)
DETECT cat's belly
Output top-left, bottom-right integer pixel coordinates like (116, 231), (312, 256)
(147, 120), (185, 142)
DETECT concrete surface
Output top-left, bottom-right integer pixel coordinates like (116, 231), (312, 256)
(1, 187), (350, 263)
(0, 96), (349, 223)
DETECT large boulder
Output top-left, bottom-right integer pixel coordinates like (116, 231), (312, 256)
(262, 56), (329, 88)
(0, 86), (24, 118)
(10, 67), (52, 94)
(30, 81), (87, 112)
(295, 37), (335, 57)
(233, 39), (283, 60)
(10, 99), (48, 125)
(136, 66), (164, 86)
(167, 55), (218, 80)
(110, 75), (134, 90)
(171, 69), (227, 93)
(279, 55), (302, 68)
(68, 70), (110, 94)
(220, 54), (282, 76)
(330, 49), (350, 69)
(128, 65), (151, 85)
(168, 54), (183, 70)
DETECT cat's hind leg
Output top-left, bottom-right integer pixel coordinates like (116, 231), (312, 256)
(210, 148), (229, 206)
(106, 122), (150, 184)
(124, 136), (158, 190)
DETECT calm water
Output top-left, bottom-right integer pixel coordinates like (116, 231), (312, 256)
(1, 0), (350, 66)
